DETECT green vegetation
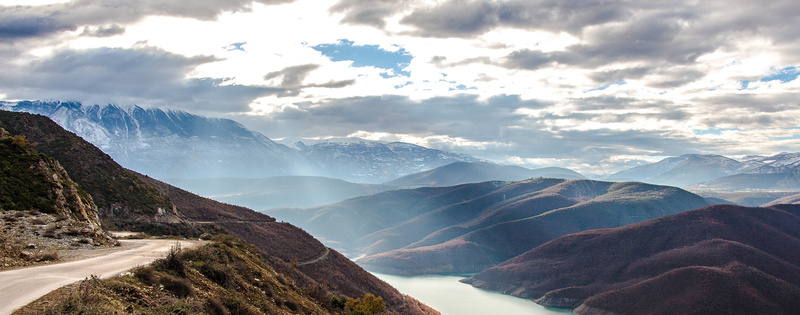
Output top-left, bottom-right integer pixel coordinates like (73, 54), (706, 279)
(344, 293), (386, 315)
(0, 111), (174, 219)
(0, 133), (59, 213)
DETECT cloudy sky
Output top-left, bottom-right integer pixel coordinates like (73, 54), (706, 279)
(1, 0), (798, 175)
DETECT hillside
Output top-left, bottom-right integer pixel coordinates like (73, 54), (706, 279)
(693, 190), (800, 207)
(165, 176), (394, 211)
(462, 204), (800, 315)
(19, 235), (437, 315)
(688, 173), (800, 191)
(269, 178), (708, 274)
(0, 110), (437, 315)
(0, 128), (115, 268)
(763, 192), (800, 206)
(384, 161), (584, 187)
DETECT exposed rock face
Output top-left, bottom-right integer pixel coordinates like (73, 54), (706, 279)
(0, 128), (100, 228)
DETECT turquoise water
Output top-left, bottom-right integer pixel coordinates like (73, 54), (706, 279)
(371, 272), (575, 315)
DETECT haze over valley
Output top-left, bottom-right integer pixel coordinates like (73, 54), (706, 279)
(2, 0), (800, 314)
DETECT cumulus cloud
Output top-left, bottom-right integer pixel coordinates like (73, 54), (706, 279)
(329, 0), (412, 28)
(0, 0), (296, 40)
(0, 46), (281, 112)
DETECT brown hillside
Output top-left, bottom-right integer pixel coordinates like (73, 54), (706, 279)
(357, 180), (708, 274)
(462, 204), (800, 314)
(0, 110), (437, 315)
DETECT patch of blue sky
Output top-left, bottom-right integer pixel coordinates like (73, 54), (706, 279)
(224, 42), (246, 51)
(586, 81), (626, 92)
(693, 128), (741, 135)
(769, 135), (800, 141)
(740, 66), (799, 89)
(449, 84), (477, 91)
(394, 81), (413, 89)
(312, 39), (413, 77)
(768, 127), (800, 141)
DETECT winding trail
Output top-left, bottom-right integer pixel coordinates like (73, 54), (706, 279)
(298, 247), (330, 266)
(0, 239), (201, 315)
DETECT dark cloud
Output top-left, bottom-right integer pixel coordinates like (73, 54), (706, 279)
(589, 68), (651, 84)
(0, 47), (280, 112)
(263, 64), (355, 97)
(0, 12), (75, 39)
(264, 64), (320, 87)
(330, 0), (412, 28)
(0, 0), (296, 40)
(400, 0), (499, 37)
(400, 0), (629, 38)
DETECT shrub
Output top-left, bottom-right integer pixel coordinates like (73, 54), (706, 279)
(332, 296), (347, 309)
(203, 297), (229, 315)
(199, 262), (232, 288)
(160, 274), (193, 298)
(155, 243), (186, 277)
(132, 265), (159, 286)
(345, 294), (386, 315)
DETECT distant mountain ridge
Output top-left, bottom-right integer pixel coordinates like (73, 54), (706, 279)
(609, 153), (800, 190)
(2, 100), (481, 183)
(385, 161), (584, 187)
(281, 137), (481, 183)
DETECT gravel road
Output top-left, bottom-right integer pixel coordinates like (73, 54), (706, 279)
(0, 239), (201, 315)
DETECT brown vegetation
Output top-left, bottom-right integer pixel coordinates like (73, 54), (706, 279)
(462, 204), (800, 314)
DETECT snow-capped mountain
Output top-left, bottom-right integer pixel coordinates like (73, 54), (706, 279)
(739, 152), (800, 174)
(607, 154), (746, 186)
(2, 100), (481, 183)
(608, 152), (800, 190)
(2, 100), (313, 179)
(279, 137), (481, 183)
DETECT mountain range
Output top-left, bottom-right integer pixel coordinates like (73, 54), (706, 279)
(1, 100), (481, 183)
(281, 137), (481, 183)
(608, 153), (800, 190)
(462, 204), (800, 314)
(0, 110), (437, 315)
(267, 178), (709, 274)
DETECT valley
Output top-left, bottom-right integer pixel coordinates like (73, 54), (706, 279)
(1, 104), (799, 314)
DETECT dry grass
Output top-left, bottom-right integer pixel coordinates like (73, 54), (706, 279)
(18, 234), (362, 315)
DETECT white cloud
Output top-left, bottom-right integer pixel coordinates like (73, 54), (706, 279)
(2, 0), (799, 173)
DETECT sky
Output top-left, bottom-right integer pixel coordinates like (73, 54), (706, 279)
(0, 0), (798, 176)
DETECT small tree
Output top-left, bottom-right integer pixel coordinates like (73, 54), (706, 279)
(345, 293), (385, 315)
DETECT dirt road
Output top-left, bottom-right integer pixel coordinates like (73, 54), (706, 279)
(0, 239), (201, 315)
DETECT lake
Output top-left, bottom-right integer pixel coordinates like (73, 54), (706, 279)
(371, 272), (576, 315)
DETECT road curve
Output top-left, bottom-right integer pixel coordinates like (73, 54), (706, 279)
(0, 239), (201, 315)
